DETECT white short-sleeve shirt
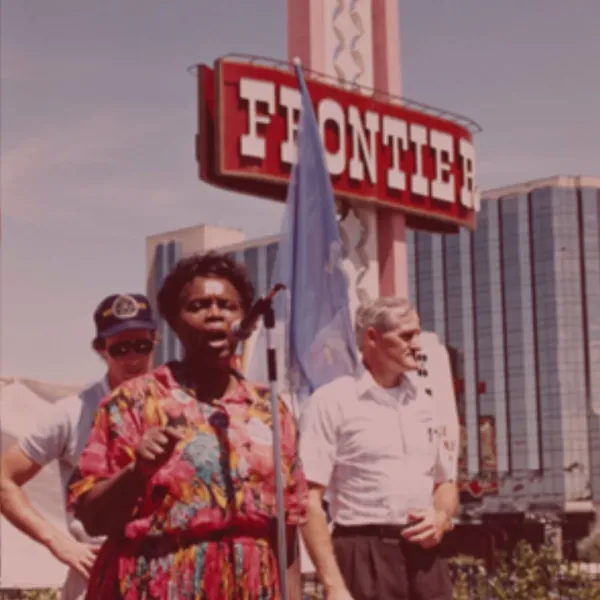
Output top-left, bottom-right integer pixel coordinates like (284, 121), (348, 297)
(299, 367), (457, 526)
(18, 377), (110, 599)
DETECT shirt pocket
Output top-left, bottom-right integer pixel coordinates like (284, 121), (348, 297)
(403, 407), (438, 474)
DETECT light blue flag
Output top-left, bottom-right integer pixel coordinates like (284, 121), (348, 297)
(247, 62), (358, 404)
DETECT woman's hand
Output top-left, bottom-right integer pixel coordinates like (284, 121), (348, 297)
(133, 426), (184, 477)
(73, 430), (187, 538)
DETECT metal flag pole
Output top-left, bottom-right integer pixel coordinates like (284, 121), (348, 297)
(263, 297), (289, 600)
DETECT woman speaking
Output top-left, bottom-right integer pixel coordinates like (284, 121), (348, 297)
(68, 252), (307, 599)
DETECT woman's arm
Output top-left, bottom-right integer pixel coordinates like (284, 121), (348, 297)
(69, 396), (183, 536)
(286, 534), (302, 600)
(74, 462), (145, 537)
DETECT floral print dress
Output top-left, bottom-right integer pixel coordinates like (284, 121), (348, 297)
(68, 363), (308, 599)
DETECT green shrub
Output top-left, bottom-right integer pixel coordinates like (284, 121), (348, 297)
(0, 591), (59, 600)
(450, 541), (600, 599)
(4, 550), (600, 600)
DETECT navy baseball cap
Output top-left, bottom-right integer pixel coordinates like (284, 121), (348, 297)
(93, 294), (157, 340)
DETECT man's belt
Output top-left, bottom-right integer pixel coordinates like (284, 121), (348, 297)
(332, 523), (411, 540)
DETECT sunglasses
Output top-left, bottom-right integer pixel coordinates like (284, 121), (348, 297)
(107, 339), (154, 358)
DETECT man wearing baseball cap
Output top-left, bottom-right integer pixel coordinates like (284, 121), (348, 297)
(0, 293), (158, 600)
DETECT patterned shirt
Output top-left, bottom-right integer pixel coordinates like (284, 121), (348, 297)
(68, 363), (307, 600)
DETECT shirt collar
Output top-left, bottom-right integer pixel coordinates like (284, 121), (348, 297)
(356, 364), (417, 405)
(356, 366), (378, 398)
(169, 361), (257, 405)
(232, 377), (263, 405)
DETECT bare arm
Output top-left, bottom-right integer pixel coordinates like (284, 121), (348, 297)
(287, 557), (301, 600)
(74, 462), (146, 538)
(1, 444), (54, 544)
(433, 480), (459, 523)
(74, 425), (183, 537)
(0, 443), (98, 577)
(300, 485), (349, 597)
(285, 527), (302, 600)
(402, 480), (458, 548)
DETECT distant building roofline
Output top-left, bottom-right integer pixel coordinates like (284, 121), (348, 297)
(145, 223), (245, 244)
(481, 175), (600, 201)
(143, 175), (600, 248)
(216, 233), (281, 254)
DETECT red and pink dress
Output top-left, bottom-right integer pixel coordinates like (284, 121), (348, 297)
(68, 363), (307, 599)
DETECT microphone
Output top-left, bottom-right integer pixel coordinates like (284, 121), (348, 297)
(232, 283), (286, 341)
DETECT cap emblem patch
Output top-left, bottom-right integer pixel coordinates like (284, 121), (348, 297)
(112, 295), (139, 319)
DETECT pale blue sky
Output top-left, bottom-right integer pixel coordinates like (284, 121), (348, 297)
(2, 0), (599, 385)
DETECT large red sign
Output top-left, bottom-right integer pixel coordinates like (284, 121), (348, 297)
(196, 58), (480, 233)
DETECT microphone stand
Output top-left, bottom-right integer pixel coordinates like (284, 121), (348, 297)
(263, 298), (289, 600)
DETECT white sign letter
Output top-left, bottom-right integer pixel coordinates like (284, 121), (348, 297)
(409, 124), (429, 196)
(318, 99), (346, 176)
(348, 106), (380, 184)
(239, 78), (275, 160)
(459, 139), (479, 211)
(430, 130), (455, 203)
(382, 116), (408, 191)
(280, 86), (301, 165)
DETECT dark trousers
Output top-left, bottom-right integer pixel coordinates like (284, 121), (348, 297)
(332, 526), (453, 600)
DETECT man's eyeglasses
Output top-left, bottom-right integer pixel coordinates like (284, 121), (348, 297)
(107, 339), (154, 358)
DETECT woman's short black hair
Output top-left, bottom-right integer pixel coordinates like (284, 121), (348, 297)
(157, 252), (255, 329)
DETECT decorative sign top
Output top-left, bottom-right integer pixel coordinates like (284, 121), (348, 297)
(196, 58), (480, 233)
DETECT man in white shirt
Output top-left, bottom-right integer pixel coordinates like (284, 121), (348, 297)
(0, 293), (158, 600)
(299, 297), (458, 600)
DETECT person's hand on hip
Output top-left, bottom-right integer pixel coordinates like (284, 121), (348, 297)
(401, 507), (452, 549)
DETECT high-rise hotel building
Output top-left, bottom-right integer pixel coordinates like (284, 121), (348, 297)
(407, 175), (600, 513)
(146, 175), (600, 515)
